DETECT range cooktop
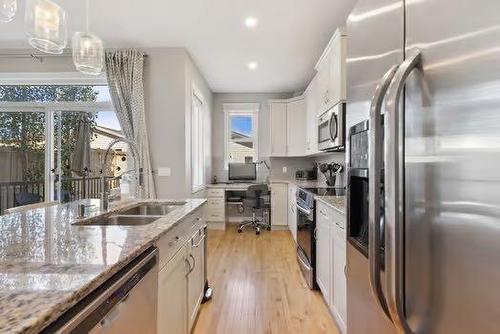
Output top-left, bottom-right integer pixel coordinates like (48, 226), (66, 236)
(302, 187), (346, 197)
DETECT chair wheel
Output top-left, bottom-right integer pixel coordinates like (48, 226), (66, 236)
(256, 231), (260, 235)
(238, 228), (242, 233)
(267, 227), (271, 230)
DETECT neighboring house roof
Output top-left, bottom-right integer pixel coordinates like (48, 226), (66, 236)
(91, 126), (127, 151)
(231, 130), (253, 149)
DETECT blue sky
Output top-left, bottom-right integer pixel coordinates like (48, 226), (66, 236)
(96, 111), (121, 130)
(231, 116), (252, 136)
(93, 86), (122, 130)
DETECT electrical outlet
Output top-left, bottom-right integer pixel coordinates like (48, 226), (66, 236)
(282, 166), (287, 174)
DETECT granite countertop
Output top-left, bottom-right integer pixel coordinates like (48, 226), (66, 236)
(315, 196), (346, 214)
(0, 198), (206, 334)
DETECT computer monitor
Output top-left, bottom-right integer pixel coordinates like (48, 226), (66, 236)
(228, 163), (257, 181)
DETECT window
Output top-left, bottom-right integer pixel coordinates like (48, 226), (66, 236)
(0, 84), (125, 214)
(191, 92), (205, 193)
(224, 103), (259, 165)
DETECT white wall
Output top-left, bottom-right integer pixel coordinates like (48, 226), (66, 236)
(144, 48), (213, 199)
(211, 92), (291, 182)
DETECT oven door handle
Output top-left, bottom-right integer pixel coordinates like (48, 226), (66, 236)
(368, 64), (399, 323)
(297, 250), (312, 271)
(296, 204), (312, 217)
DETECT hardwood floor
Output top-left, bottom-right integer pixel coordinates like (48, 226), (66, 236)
(193, 224), (339, 334)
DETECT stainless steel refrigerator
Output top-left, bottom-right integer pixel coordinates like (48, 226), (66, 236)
(346, 0), (500, 333)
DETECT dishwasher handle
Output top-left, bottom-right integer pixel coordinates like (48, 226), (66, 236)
(47, 247), (158, 334)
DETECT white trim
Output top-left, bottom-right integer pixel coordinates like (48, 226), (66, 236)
(0, 101), (114, 112)
(0, 72), (108, 85)
(223, 102), (260, 113)
(314, 27), (346, 71)
(191, 84), (206, 193)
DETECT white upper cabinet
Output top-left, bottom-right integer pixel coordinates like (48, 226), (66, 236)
(315, 28), (346, 116)
(270, 102), (288, 156)
(286, 98), (306, 156)
(269, 27), (345, 158)
(305, 75), (319, 155)
(269, 97), (306, 157)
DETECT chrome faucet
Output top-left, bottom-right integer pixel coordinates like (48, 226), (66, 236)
(100, 138), (143, 210)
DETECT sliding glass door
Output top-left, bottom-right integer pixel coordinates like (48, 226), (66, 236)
(0, 84), (125, 214)
(0, 110), (47, 211)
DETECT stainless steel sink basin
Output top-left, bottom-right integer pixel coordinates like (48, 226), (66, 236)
(117, 202), (186, 216)
(75, 215), (160, 226)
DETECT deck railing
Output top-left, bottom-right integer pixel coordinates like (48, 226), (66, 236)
(0, 177), (120, 214)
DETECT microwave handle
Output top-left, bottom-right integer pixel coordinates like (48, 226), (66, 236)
(329, 111), (336, 142)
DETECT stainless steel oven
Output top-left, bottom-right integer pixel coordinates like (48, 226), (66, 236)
(296, 188), (316, 289)
(318, 101), (345, 151)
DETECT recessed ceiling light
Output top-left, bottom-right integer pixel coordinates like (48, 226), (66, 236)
(245, 16), (258, 28)
(247, 62), (258, 70)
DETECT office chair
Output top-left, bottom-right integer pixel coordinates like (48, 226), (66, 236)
(238, 184), (269, 235)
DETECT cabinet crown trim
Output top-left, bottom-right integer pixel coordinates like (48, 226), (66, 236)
(314, 27), (346, 71)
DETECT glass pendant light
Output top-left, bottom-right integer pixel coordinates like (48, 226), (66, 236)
(0, 0), (17, 22)
(25, 0), (67, 54)
(72, 0), (104, 75)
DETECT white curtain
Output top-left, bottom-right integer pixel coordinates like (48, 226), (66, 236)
(105, 49), (156, 199)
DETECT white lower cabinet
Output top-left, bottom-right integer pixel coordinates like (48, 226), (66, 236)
(158, 245), (188, 334)
(271, 183), (288, 227)
(316, 206), (331, 301)
(316, 201), (347, 333)
(156, 208), (206, 334)
(187, 230), (206, 331)
(332, 222), (346, 328)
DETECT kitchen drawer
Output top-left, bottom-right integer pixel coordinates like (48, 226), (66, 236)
(207, 198), (225, 210)
(207, 188), (225, 198)
(156, 221), (190, 270)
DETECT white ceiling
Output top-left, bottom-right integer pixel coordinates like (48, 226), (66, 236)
(0, 0), (357, 93)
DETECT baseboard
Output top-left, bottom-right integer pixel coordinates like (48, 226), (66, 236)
(226, 216), (252, 223)
(331, 306), (346, 334)
(207, 221), (226, 230)
(271, 225), (289, 231)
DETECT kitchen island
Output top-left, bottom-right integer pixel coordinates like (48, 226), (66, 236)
(0, 198), (206, 334)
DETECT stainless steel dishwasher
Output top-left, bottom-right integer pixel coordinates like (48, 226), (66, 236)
(43, 247), (158, 334)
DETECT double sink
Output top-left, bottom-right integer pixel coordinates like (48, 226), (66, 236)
(75, 202), (186, 226)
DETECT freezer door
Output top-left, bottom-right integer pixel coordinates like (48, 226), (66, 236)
(346, 0), (403, 333)
(404, 1), (500, 333)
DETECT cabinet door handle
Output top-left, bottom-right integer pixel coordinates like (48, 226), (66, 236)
(189, 254), (196, 272)
(185, 257), (193, 276)
(193, 233), (205, 248)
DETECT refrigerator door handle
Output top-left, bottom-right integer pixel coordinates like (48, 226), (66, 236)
(384, 49), (422, 334)
(368, 64), (399, 322)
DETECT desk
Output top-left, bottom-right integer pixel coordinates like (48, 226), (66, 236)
(205, 183), (270, 230)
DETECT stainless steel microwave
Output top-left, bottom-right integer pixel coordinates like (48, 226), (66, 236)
(318, 102), (345, 151)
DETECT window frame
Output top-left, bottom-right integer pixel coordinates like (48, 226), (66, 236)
(223, 103), (260, 168)
(191, 86), (206, 193)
